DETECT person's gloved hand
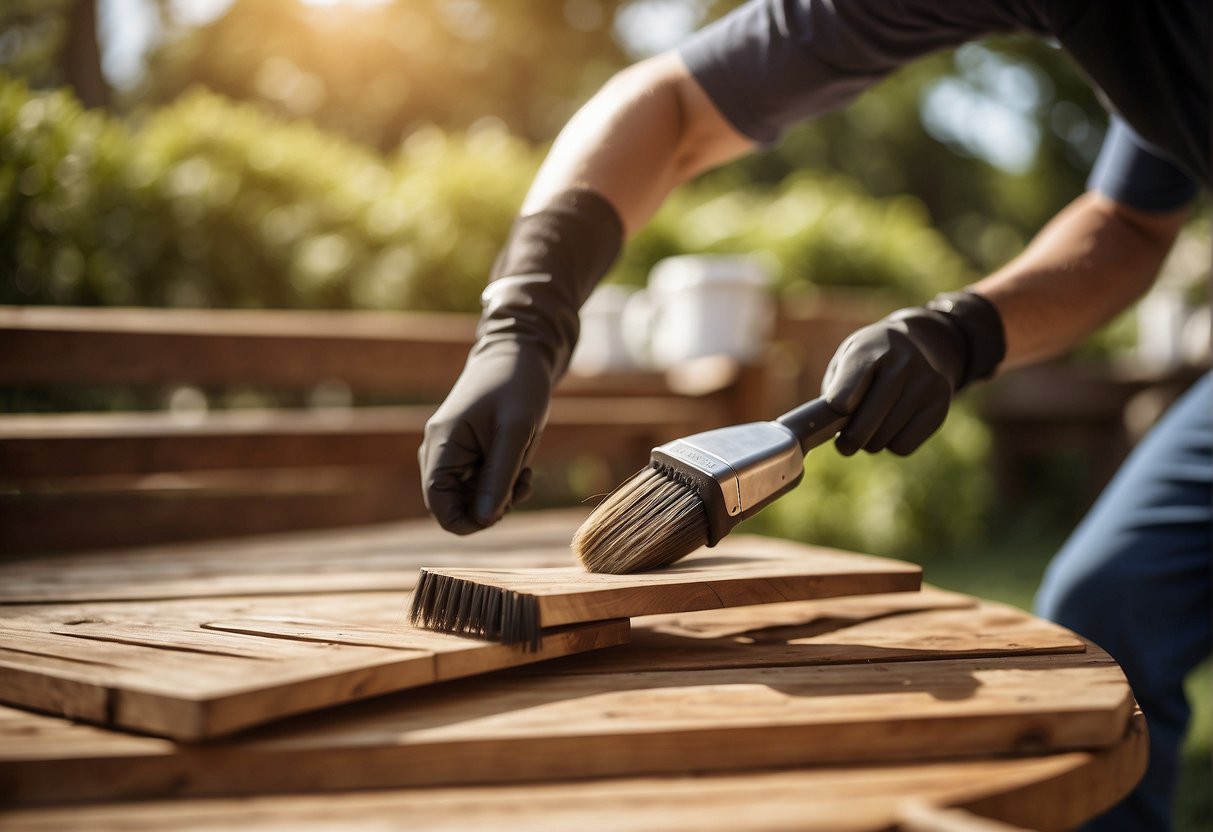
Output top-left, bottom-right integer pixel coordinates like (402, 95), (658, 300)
(419, 338), (553, 533)
(419, 189), (623, 534)
(822, 291), (1005, 456)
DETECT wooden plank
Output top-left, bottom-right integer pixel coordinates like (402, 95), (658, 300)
(953, 708), (1150, 830)
(0, 406), (431, 479)
(0, 468), (423, 555)
(542, 590), (1086, 674)
(0, 591), (424, 632)
(0, 305), (477, 341)
(0, 305), (738, 401)
(0, 305), (476, 394)
(0, 714), (1147, 831)
(411, 539), (922, 630)
(0, 535), (917, 740)
(637, 582), (979, 635)
(0, 648), (1134, 805)
(0, 597), (629, 740)
(0, 397), (701, 482)
(0, 584), (1043, 663)
(0, 510), (590, 603)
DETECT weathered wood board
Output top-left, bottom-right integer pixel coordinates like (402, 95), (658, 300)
(0, 712), (1147, 831)
(0, 592), (628, 740)
(0, 397), (704, 484)
(542, 587), (1087, 675)
(0, 510), (588, 602)
(411, 539), (922, 631)
(0, 523), (924, 740)
(0, 511), (1144, 829)
(0, 642), (1133, 806)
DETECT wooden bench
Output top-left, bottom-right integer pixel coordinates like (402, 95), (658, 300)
(0, 306), (763, 554)
(11, 301), (1195, 554)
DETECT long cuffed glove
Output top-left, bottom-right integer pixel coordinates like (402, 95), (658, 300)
(822, 291), (1005, 456)
(419, 189), (623, 534)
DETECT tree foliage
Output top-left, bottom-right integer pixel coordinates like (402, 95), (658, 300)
(10, 1), (1114, 278)
(1, 76), (971, 313)
(0, 77), (534, 310)
(141, 0), (632, 148)
(0, 0), (75, 89)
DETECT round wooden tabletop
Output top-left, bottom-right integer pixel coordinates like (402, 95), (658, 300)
(0, 511), (1144, 830)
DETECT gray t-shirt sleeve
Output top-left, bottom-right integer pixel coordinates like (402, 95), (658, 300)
(678, 0), (1050, 145)
(1088, 117), (1199, 212)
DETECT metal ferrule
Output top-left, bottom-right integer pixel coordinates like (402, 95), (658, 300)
(651, 421), (804, 517)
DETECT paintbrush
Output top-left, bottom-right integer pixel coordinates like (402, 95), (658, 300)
(571, 397), (847, 574)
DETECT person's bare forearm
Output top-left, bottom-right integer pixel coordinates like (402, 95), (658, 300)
(522, 52), (753, 236)
(971, 192), (1188, 370)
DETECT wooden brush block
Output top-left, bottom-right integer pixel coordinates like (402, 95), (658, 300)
(409, 535), (922, 642)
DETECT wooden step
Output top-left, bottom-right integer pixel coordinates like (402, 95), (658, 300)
(0, 398), (705, 481)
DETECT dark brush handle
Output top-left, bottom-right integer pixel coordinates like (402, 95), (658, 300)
(775, 397), (848, 454)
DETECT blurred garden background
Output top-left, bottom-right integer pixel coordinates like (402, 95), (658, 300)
(1, 1), (1208, 825)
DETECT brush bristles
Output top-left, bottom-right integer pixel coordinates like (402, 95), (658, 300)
(408, 571), (542, 651)
(572, 464), (710, 574)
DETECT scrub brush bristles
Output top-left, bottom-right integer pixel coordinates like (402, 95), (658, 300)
(572, 464), (710, 574)
(408, 570), (542, 650)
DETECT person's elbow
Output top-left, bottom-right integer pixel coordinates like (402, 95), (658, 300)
(605, 51), (754, 182)
(1090, 190), (1189, 259)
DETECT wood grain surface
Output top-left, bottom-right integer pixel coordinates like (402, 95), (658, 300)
(0, 510), (589, 602)
(0, 305), (476, 396)
(0, 712), (1146, 832)
(0, 599), (628, 740)
(543, 587), (1086, 674)
(0, 397), (704, 483)
(412, 537), (922, 629)
(0, 637), (1131, 805)
(0, 512), (1141, 829)
(0, 530), (922, 739)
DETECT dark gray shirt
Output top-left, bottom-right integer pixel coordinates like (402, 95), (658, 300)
(680, 0), (1207, 211)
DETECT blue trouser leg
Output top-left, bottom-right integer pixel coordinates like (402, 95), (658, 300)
(1036, 372), (1212, 832)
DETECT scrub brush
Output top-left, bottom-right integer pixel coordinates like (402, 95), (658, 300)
(572, 397), (847, 574)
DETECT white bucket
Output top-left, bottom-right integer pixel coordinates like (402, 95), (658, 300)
(625, 255), (774, 369)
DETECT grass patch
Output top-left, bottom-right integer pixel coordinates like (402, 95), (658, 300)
(915, 531), (1060, 613)
(1177, 661), (1212, 832)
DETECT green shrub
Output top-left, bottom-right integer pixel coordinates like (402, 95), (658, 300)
(1, 78), (536, 312)
(2, 77), (972, 313)
(614, 172), (974, 301)
(0, 80), (129, 304)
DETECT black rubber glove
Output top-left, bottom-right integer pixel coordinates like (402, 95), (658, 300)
(419, 335), (552, 534)
(822, 291), (1005, 456)
(419, 189), (623, 534)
